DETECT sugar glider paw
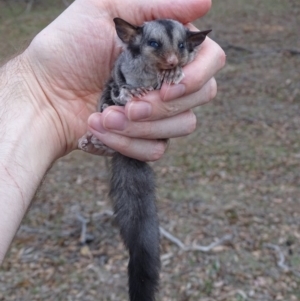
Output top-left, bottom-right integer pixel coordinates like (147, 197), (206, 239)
(78, 132), (115, 156)
(114, 86), (133, 105)
(78, 132), (93, 152)
(101, 103), (109, 111)
(160, 67), (185, 85)
(129, 86), (154, 98)
(114, 86), (154, 105)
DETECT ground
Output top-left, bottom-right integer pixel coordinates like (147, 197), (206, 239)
(0, 0), (300, 300)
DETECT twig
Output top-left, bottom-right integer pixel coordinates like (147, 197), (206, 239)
(19, 225), (75, 237)
(20, 225), (46, 234)
(159, 226), (232, 252)
(77, 214), (89, 244)
(236, 289), (247, 300)
(89, 211), (232, 252)
(265, 243), (290, 271)
(185, 234), (233, 252)
(265, 243), (300, 278)
(159, 226), (186, 249)
(221, 41), (300, 56)
(98, 209), (113, 217)
(222, 43), (253, 53)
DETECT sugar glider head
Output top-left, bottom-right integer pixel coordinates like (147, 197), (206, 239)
(113, 18), (211, 70)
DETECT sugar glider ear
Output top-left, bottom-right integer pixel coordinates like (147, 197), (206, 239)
(113, 18), (141, 44)
(186, 29), (212, 51)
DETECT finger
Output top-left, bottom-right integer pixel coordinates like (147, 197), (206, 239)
(112, 0), (212, 25)
(87, 127), (168, 162)
(160, 37), (226, 101)
(91, 108), (196, 139)
(126, 77), (216, 121)
(180, 37), (226, 93)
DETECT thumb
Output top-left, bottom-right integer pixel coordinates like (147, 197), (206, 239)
(110, 0), (211, 24)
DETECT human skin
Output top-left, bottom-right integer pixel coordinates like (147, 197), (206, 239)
(0, 0), (225, 262)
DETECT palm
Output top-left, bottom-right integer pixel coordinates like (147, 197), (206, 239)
(26, 10), (120, 148)
(25, 0), (210, 152)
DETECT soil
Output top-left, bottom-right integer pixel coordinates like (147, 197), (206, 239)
(0, 0), (300, 300)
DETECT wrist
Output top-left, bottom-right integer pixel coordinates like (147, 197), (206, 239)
(0, 54), (62, 262)
(3, 52), (65, 159)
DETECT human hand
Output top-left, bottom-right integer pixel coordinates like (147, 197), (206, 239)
(21, 0), (224, 160)
(0, 0), (225, 261)
(88, 32), (225, 161)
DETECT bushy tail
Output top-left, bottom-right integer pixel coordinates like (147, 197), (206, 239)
(109, 152), (160, 301)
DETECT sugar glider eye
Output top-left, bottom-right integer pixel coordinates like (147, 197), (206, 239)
(178, 42), (185, 49)
(148, 40), (160, 49)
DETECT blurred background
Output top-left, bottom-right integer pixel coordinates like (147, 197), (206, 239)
(0, 0), (300, 300)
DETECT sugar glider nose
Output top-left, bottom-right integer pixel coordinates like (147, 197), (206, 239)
(166, 54), (178, 67)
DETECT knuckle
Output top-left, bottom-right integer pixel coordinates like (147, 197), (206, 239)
(169, 102), (181, 115)
(139, 122), (154, 139)
(161, 102), (180, 117)
(117, 135), (132, 151)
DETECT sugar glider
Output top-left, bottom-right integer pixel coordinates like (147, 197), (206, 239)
(78, 18), (211, 301)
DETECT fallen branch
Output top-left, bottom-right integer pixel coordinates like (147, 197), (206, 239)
(95, 209), (114, 217)
(159, 226), (233, 252)
(19, 225), (75, 237)
(265, 243), (300, 278)
(77, 214), (94, 244)
(221, 42), (300, 56)
(93, 210), (233, 252)
(222, 43), (253, 53)
(265, 243), (289, 271)
(159, 226), (186, 249)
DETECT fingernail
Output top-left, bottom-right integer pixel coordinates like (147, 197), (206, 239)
(128, 101), (152, 121)
(88, 113), (106, 133)
(103, 110), (127, 131)
(162, 84), (186, 101)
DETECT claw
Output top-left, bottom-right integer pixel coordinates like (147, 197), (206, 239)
(128, 86), (154, 98)
(160, 67), (184, 85)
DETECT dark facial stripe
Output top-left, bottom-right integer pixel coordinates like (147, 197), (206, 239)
(127, 27), (143, 58)
(128, 43), (141, 58)
(157, 19), (174, 43)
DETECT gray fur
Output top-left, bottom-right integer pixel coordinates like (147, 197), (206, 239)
(78, 18), (211, 301)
